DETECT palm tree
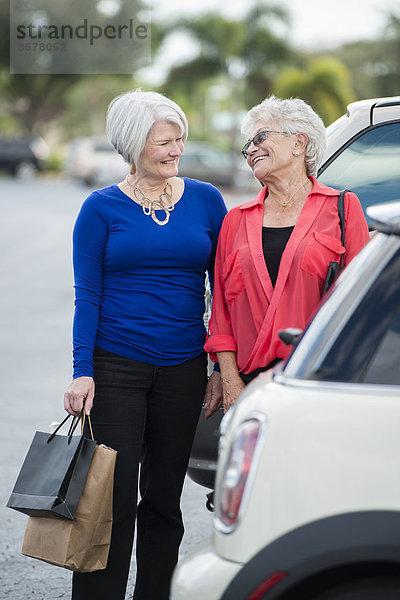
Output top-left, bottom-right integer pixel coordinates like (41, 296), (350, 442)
(160, 2), (296, 143)
(274, 57), (355, 125)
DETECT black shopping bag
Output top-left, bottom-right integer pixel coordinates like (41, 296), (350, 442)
(7, 414), (96, 520)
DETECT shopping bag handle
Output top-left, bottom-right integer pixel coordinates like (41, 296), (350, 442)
(47, 411), (94, 444)
(81, 411), (94, 440)
(47, 413), (73, 443)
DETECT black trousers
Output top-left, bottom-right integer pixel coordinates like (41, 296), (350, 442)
(239, 358), (281, 385)
(72, 347), (207, 600)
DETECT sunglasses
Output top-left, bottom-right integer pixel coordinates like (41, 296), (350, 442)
(241, 130), (292, 158)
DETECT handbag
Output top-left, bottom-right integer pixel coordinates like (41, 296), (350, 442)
(7, 413), (96, 520)
(21, 437), (117, 572)
(322, 190), (347, 296)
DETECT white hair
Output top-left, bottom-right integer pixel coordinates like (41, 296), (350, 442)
(241, 95), (326, 176)
(106, 89), (189, 168)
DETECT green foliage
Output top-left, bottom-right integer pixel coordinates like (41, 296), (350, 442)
(158, 4), (398, 139)
(334, 11), (400, 99)
(57, 75), (135, 140)
(162, 3), (294, 90)
(43, 152), (64, 172)
(0, 0), (398, 146)
(9, 0), (149, 74)
(273, 57), (355, 125)
(160, 1), (296, 142)
(0, 0), (152, 136)
(175, 15), (246, 61)
(163, 56), (223, 99)
(1, 73), (84, 134)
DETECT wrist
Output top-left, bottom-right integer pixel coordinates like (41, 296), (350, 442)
(221, 372), (244, 386)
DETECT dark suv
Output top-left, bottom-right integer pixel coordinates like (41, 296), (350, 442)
(0, 137), (46, 178)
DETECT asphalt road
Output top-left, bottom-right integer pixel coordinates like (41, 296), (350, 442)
(0, 175), (253, 599)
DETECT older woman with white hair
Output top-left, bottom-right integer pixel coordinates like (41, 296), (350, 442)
(64, 89), (226, 600)
(204, 95), (369, 412)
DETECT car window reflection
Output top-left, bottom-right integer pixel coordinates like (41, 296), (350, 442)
(319, 123), (400, 223)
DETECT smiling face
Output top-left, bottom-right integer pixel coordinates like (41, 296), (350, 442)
(138, 121), (184, 182)
(246, 120), (299, 183)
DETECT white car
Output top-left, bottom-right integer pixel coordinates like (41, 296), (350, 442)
(172, 105), (400, 598)
(172, 201), (400, 599)
(177, 141), (258, 191)
(64, 136), (128, 186)
(318, 96), (400, 226)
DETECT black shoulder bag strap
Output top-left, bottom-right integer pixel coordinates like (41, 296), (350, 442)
(322, 189), (347, 295)
(337, 189), (346, 269)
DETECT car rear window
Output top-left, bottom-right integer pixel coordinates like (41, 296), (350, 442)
(319, 122), (400, 223)
(312, 246), (400, 384)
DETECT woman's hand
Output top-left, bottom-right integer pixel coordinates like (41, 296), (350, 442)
(204, 371), (223, 419)
(221, 376), (245, 413)
(64, 376), (95, 416)
(216, 351), (246, 413)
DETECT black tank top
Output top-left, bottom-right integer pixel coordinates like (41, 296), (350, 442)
(262, 226), (294, 287)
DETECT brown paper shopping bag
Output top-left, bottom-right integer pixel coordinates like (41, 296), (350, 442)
(22, 442), (117, 572)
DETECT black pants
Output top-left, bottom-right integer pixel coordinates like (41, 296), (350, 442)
(72, 348), (207, 600)
(239, 358), (281, 385)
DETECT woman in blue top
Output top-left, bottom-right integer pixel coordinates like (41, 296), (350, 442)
(64, 89), (227, 600)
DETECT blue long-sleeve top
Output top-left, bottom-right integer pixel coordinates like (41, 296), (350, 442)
(72, 178), (227, 378)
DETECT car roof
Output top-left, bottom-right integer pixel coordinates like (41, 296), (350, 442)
(322, 96), (400, 163)
(346, 95), (400, 120)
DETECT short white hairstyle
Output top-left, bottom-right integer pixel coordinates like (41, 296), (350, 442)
(106, 89), (189, 167)
(241, 95), (326, 176)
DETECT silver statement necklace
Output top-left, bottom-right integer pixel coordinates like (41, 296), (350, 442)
(269, 180), (309, 208)
(125, 174), (174, 226)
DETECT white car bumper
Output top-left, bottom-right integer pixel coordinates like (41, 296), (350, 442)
(171, 538), (242, 600)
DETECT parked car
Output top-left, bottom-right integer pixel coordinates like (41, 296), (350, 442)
(177, 141), (258, 190)
(187, 95), (400, 491)
(318, 96), (400, 226)
(64, 136), (128, 186)
(0, 136), (48, 178)
(64, 136), (256, 190)
(172, 200), (400, 600)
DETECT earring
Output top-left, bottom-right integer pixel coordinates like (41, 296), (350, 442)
(130, 164), (136, 174)
(294, 150), (300, 156)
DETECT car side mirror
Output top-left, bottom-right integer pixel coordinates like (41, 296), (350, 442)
(278, 328), (303, 346)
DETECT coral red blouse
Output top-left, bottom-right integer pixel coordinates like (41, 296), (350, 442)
(204, 177), (370, 374)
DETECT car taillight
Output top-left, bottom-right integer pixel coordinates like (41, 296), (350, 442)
(216, 417), (263, 531)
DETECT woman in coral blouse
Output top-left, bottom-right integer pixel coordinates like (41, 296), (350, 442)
(204, 95), (370, 413)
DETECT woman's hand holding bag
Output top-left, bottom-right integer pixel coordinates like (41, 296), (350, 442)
(7, 413), (96, 520)
(64, 376), (95, 416)
(7, 410), (117, 572)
